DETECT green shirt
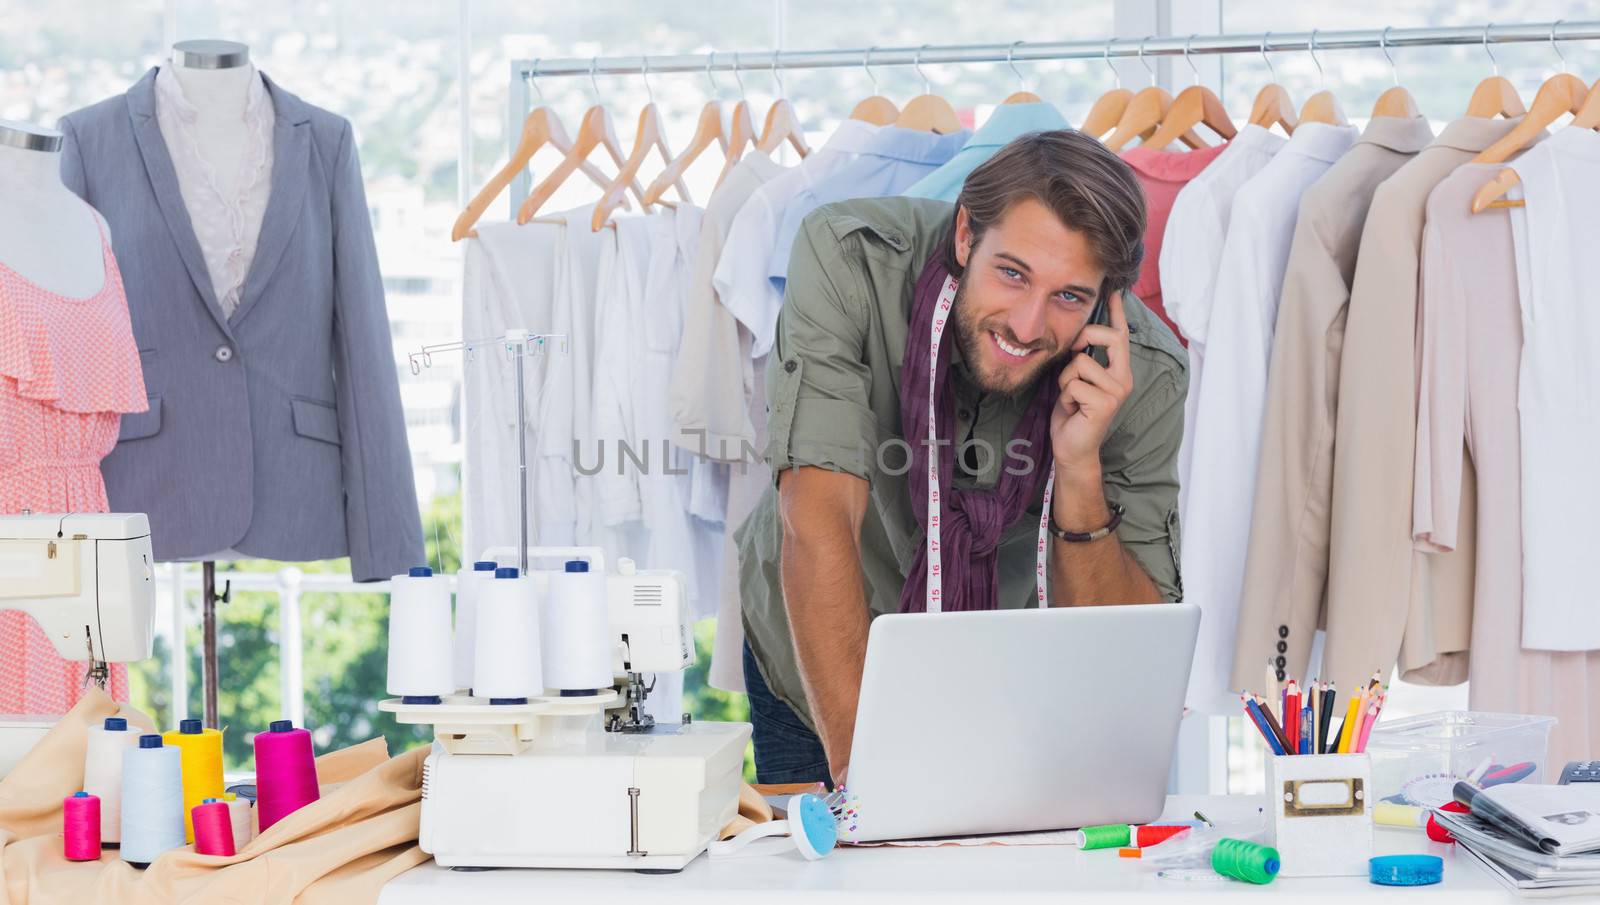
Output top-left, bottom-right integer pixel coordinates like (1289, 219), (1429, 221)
(737, 196), (1187, 729)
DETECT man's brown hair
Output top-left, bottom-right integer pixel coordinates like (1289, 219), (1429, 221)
(945, 129), (1147, 302)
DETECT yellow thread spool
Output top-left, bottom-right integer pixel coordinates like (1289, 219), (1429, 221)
(162, 721), (224, 842)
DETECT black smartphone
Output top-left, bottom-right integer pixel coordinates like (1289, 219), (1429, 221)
(1077, 292), (1112, 363)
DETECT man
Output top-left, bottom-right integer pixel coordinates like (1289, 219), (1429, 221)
(737, 130), (1187, 785)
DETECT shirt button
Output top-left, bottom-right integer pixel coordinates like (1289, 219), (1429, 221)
(784, 359), (797, 374)
(958, 408), (973, 421)
(214, 345), (234, 363)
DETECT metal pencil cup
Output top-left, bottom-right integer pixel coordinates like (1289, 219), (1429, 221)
(1264, 753), (1372, 877)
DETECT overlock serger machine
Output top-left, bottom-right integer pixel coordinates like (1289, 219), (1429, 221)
(379, 546), (751, 871)
(0, 512), (157, 775)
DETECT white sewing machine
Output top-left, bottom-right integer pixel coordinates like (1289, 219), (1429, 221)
(0, 512), (156, 776)
(380, 547), (751, 872)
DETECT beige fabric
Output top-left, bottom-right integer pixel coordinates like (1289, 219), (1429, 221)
(1230, 116), (1433, 693)
(1321, 117), (1530, 697)
(0, 690), (428, 905)
(1417, 164), (1600, 766)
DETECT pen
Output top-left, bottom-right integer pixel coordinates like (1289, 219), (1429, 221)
(1299, 703), (1313, 754)
(1319, 683), (1336, 754)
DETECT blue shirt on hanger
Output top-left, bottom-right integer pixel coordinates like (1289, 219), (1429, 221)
(767, 125), (971, 299)
(901, 101), (1071, 203)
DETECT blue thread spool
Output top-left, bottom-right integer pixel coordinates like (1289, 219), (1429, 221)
(119, 734), (185, 866)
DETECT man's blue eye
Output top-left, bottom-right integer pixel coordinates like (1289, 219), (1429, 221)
(999, 266), (1022, 281)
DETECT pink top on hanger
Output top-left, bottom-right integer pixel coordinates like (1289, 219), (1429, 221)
(1119, 142), (1230, 345)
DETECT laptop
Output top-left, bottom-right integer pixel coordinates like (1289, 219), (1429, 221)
(837, 603), (1200, 843)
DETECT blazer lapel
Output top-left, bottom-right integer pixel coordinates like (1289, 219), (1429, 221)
(231, 74), (310, 328)
(126, 68), (232, 338)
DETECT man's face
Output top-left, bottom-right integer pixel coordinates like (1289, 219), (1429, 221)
(951, 198), (1105, 398)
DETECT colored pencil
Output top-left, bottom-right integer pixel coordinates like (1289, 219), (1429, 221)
(1243, 694), (1286, 755)
(1325, 716), (1344, 754)
(1284, 682), (1300, 756)
(1255, 694), (1293, 754)
(1319, 683), (1336, 754)
(1337, 695), (1362, 753)
(1307, 679), (1319, 754)
(1355, 701), (1381, 754)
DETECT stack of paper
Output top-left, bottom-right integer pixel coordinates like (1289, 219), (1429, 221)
(1434, 784), (1600, 895)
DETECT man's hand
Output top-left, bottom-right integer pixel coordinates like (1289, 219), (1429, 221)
(1050, 291), (1133, 482)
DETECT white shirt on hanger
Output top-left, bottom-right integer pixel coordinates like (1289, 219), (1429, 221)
(1508, 127), (1600, 651)
(1180, 121), (1357, 713)
(713, 119), (880, 356)
(1159, 124), (1287, 519)
(460, 221), (562, 562)
(153, 63), (274, 318)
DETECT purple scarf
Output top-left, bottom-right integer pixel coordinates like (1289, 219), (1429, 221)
(897, 253), (1061, 614)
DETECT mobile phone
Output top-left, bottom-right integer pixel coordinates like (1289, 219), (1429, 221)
(1077, 293), (1112, 362)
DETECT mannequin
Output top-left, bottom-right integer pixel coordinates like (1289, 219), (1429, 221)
(0, 121), (106, 298)
(165, 39), (258, 203)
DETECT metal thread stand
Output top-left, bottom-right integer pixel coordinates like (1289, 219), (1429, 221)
(201, 560), (230, 729)
(412, 331), (567, 574)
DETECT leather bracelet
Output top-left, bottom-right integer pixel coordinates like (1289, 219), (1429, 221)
(1047, 501), (1125, 543)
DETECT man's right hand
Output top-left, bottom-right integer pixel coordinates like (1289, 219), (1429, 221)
(777, 466), (872, 783)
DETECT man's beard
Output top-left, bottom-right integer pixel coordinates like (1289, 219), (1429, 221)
(950, 274), (1072, 402)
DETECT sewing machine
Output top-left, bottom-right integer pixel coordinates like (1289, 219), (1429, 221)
(380, 547), (751, 872)
(0, 512), (156, 776)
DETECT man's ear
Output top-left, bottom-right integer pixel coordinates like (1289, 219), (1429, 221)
(954, 206), (973, 269)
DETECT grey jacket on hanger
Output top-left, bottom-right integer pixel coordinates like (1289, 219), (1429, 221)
(58, 68), (423, 581)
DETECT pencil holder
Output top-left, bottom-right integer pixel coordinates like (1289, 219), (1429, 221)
(1264, 753), (1371, 877)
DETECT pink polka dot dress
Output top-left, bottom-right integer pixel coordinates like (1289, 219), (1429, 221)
(0, 213), (147, 715)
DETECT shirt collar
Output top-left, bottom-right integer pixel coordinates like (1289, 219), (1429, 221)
(1432, 115), (1529, 154)
(818, 118), (883, 156)
(1278, 121), (1358, 164)
(156, 62), (269, 123)
(1357, 115), (1434, 155)
(1226, 123), (1289, 156)
(1120, 140), (1229, 181)
(861, 125), (973, 166)
(965, 102), (1069, 149)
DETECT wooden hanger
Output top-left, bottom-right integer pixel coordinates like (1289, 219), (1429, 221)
(1470, 72), (1589, 213)
(1575, 76), (1600, 129)
(755, 55), (810, 158)
(452, 71), (624, 240)
(1296, 32), (1348, 126)
(1370, 28), (1422, 120)
(592, 66), (691, 231)
(516, 62), (639, 224)
(1466, 25), (1526, 119)
(1144, 36), (1237, 150)
(1106, 39), (1206, 150)
(850, 49), (900, 124)
(1081, 41), (1132, 139)
(894, 45), (964, 134)
(711, 93), (760, 191)
(641, 99), (728, 207)
(1001, 41), (1043, 105)
(1247, 34), (1297, 135)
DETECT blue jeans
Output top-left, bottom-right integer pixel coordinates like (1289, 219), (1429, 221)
(742, 643), (831, 785)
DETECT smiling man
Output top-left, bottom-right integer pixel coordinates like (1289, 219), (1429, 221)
(735, 130), (1188, 785)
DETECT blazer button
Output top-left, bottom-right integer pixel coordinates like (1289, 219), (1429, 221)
(1275, 656), (1287, 669)
(1276, 640), (1288, 654)
(1277, 625), (1289, 639)
(214, 345), (234, 363)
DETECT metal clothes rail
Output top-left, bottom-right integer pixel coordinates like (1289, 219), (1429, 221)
(505, 19), (1600, 210)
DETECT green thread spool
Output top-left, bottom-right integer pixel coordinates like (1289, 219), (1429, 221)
(1077, 824), (1131, 850)
(1211, 838), (1280, 884)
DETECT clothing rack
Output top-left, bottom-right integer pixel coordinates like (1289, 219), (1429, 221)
(504, 20), (1600, 213)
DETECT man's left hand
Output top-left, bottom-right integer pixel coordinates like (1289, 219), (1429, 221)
(1050, 290), (1133, 481)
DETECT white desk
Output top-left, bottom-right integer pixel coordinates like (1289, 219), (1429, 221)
(379, 795), (1522, 903)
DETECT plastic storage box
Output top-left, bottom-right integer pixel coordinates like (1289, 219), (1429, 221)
(1365, 711), (1555, 809)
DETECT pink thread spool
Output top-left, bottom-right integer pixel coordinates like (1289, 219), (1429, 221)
(192, 798), (236, 856)
(253, 720), (319, 831)
(63, 791), (101, 861)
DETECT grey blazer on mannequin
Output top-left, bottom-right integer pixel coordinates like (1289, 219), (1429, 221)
(58, 68), (423, 581)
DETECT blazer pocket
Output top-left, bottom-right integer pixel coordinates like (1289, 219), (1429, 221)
(291, 397), (342, 446)
(118, 396), (162, 441)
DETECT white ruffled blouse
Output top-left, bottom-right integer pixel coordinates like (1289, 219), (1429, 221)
(154, 64), (275, 318)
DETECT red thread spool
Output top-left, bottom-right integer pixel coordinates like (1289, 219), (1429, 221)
(1133, 825), (1189, 848)
(63, 791), (101, 861)
(1426, 800), (1470, 843)
(192, 798), (236, 856)
(254, 720), (319, 832)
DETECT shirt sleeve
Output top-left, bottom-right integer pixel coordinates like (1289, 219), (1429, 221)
(764, 212), (879, 483)
(1412, 215), (1468, 553)
(715, 193), (787, 359)
(1100, 338), (1187, 603)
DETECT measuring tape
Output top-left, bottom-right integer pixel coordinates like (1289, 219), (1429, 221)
(923, 274), (1054, 614)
